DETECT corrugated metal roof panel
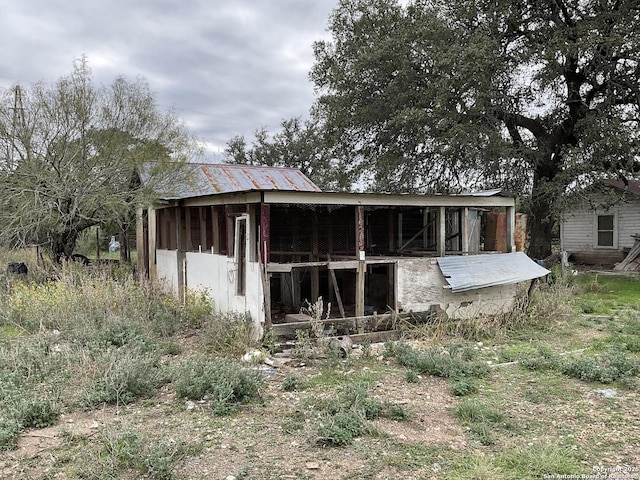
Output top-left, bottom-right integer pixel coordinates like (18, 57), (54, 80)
(141, 163), (321, 200)
(458, 188), (504, 197)
(437, 252), (550, 293)
(606, 179), (640, 196)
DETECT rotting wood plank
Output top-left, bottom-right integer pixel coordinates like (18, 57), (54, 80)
(270, 313), (397, 337)
(329, 267), (346, 318)
(349, 330), (400, 345)
(614, 236), (640, 271)
(327, 254), (346, 318)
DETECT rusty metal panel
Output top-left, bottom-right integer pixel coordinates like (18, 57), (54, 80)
(515, 213), (527, 252)
(195, 164), (321, 195)
(143, 163), (321, 200)
(485, 212), (507, 252)
(437, 252), (550, 293)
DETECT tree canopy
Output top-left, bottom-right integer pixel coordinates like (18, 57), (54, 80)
(224, 117), (350, 191)
(0, 59), (199, 260)
(310, 0), (640, 257)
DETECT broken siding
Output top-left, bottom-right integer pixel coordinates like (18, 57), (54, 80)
(436, 253), (549, 293)
(185, 252), (264, 332)
(396, 257), (517, 319)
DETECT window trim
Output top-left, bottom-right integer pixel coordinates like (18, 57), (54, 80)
(235, 215), (248, 296)
(593, 211), (617, 249)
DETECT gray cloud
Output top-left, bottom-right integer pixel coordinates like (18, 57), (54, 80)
(0, 0), (337, 158)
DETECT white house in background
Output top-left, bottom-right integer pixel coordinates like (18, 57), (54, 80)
(137, 163), (548, 339)
(560, 179), (640, 265)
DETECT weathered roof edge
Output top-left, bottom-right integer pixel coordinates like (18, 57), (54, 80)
(140, 162), (321, 200)
(437, 252), (550, 293)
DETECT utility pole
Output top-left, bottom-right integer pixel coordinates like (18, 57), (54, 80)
(9, 84), (26, 170)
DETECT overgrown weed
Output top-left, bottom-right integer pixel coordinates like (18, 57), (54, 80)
(172, 355), (263, 415)
(384, 341), (490, 380)
(308, 380), (409, 446)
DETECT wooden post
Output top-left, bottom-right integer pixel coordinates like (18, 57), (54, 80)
(185, 207), (193, 251)
(211, 206), (220, 254)
(462, 207), (469, 254)
(148, 206), (157, 280)
(356, 206), (365, 257)
(199, 207), (207, 251)
(506, 205), (516, 253)
(356, 261), (365, 317)
(355, 205), (366, 317)
(136, 206), (147, 278)
(260, 204), (271, 263)
(260, 204), (272, 329)
(438, 206), (446, 257)
(176, 206), (186, 302)
(311, 212), (319, 302)
(96, 226), (101, 259)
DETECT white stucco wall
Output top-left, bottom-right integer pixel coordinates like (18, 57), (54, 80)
(156, 250), (178, 294)
(396, 257), (516, 319)
(155, 250), (264, 336)
(184, 252), (264, 333)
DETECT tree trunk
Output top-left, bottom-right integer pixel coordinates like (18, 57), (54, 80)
(52, 230), (78, 262)
(119, 228), (130, 262)
(527, 199), (553, 260)
(527, 167), (555, 260)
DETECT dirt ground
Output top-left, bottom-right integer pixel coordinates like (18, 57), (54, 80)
(0, 340), (469, 480)
(2, 331), (640, 480)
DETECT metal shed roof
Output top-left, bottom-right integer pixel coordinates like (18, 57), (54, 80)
(142, 163), (321, 200)
(437, 252), (550, 293)
(606, 179), (640, 196)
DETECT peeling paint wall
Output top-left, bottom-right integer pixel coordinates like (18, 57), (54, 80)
(396, 257), (516, 319)
(185, 252), (264, 336)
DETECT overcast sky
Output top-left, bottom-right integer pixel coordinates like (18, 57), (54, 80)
(0, 0), (338, 161)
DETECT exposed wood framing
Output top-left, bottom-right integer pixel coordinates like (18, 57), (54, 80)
(176, 207), (186, 302)
(438, 206), (446, 257)
(506, 205), (516, 252)
(148, 206), (157, 280)
(136, 206), (147, 278)
(270, 312), (399, 337)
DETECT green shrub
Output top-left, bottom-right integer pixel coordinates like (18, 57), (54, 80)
(561, 351), (640, 384)
(309, 380), (409, 447)
(455, 398), (512, 446)
(405, 370), (420, 383)
(0, 418), (20, 451)
(520, 347), (560, 371)
(385, 342), (490, 379)
(315, 410), (364, 446)
(200, 312), (257, 357)
(18, 398), (60, 429)
(172, 356), (262, 415)
(81, 347), (163, 408)
(388, 404), (410, 421)
(85, 427), (188, 480)
(451, 378), (479, 397)
(282, 374), (305, 392)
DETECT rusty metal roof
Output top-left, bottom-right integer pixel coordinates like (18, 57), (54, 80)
(437, 252), (550, 293)
(142, 163), (321, 200)
(606, 179), (640, 196)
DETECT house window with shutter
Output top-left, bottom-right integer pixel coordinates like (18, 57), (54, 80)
(596, 214), (615, 247)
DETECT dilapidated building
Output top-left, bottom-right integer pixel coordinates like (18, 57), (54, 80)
(138, 163), (548, 338)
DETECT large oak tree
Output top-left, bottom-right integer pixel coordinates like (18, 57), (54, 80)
(311, 0), (640, 258)
(225, 117), (350, 191)
(0, 59), (199, 260)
